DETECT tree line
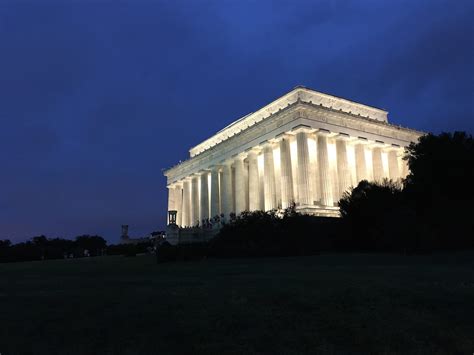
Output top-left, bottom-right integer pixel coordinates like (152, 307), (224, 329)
(0, 234), (159, 263)
(0, 235), (108, 263)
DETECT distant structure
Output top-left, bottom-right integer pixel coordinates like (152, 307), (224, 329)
(120, 225), (130, 243)
(163, 86), (424, 244)
(120, 225), (164, 244)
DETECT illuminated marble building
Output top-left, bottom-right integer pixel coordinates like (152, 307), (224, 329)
(164, 86), (423, 227)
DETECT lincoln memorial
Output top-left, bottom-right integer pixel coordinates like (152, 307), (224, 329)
(164, 86), (423, 227)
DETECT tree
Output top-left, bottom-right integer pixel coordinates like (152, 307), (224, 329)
(339, 179), (416, 251)
(210, 206), (343, 257)
(32, 235), (48, 247)
(75, 235), (107, 256)
(32, 235), (49, 259)
(404, 131), (474, 249)
(340, 132), (474, 252)
(405, 131), (474, 204)
(0, 239), (11, 249)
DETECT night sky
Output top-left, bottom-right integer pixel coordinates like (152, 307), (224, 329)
(1, 1), (473, 243)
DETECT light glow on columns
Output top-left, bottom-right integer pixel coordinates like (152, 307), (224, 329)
(289, 138), (299, 202)
(327, 140), (337, 166)
(273, 147), (281, 206)
(399, 150), (409, 178)
(346, 143), (357, 185)
(290, 139), (298, 166)
(327, 140), (338, 201)
(307, 136), (317, 163)
(257, 153), (264, 176)
(307, 136), (317, 204)
(365, 148), (374, 180)
(397, 149), (408, 178)
(273, 147), (281, 172)
(381, 151), (389, 178)
(397, 153), (403, 176)
(198, 176), (201, 220)
(207, 172), (211, 217)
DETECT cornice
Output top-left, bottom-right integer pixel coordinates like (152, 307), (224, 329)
(163, 101), (424, 184)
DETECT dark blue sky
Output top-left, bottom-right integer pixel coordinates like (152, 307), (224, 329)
(1, 0), (473, 243)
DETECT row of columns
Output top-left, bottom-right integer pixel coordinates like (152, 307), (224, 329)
(168, 130), (408, 227)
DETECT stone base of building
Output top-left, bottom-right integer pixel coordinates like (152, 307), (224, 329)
(120, 237), (151, 245)
(165, 224), (219, 245)
(295, 205), (341, 218)
(166, 206), (340, 245)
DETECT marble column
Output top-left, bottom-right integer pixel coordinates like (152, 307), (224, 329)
(388, 149), (400, 181)
(191, 175), (199, 226)
(273, 147), (282, 208)
(279, 136), (294, 208)
(401, 154), (409, 178)
(355, 143), (368, 182)
(310, 133), (320, 204)
(199, 171), (209, 223)
(336, 136), (352, 198)
(182, 179), (191, 227)
(346, 143), (357, 187)
(318, 132), (334, 207)
(263, 143), (276, 210)
(247, 150), (260, 211)
(372, 146), (384, 182)
(210, 167), (220, 219)
(220, 163), (233, 219)
(234, 156), (246, 215)
(296, 131), (312, 206)
(258, 153), (265, 210)
(175, 184), (183, 227)
(167, 186), (176, 225)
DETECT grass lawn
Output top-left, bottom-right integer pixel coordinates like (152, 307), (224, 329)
(1, 253), (473, 355)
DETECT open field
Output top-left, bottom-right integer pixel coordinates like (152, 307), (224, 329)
(1, 253), (473, 355)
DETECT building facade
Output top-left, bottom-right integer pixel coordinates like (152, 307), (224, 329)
(164, 86), (423, 227)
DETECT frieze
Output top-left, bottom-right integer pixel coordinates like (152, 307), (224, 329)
(164, 101), (422, 185)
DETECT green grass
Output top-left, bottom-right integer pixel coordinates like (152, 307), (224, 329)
(1, 253), (473, 355)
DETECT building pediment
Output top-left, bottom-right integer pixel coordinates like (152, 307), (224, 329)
(164, 102), (421, 184)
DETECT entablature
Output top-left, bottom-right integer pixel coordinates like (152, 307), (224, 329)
(164, 101), (423, 185)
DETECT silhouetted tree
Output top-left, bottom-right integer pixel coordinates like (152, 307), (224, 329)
(210, 206), (343, 258)
(0, 239), (11, 249)
(75, 235), (107, 256)
(32, 235), (48, 246)
(339, 132), (474, 252)
(32, 235), (49, 259)
(404, 131), (474, 249)
(0, 239), (12, 262)
(339, 180), (417, 252)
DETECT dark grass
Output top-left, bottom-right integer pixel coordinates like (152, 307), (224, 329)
(1, 253), (473, 354)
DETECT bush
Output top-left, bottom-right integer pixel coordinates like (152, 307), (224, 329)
(107, 242), (152, 257)
(338, 179), (418, 252)
(156, 242), (208, 263)
(209, 208), (344, 258)
(156, 242), (177, 263)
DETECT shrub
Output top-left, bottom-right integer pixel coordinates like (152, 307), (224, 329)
(209, 207), (344, 258)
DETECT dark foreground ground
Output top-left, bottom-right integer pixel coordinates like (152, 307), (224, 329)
(1, 253), (473, 355)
